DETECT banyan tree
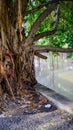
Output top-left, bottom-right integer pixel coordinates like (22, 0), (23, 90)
(0, 0), (73, 99)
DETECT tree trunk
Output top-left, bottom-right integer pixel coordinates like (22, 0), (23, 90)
(0, 0), (37, 99)
(0, 39), (37, 98)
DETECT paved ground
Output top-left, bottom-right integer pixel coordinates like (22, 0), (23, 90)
(0, 83), (73, 130)
(35, 84), (73, 114)
(0, 110), (73, 130)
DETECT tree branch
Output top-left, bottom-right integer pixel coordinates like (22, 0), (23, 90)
(25, 0), (73, 15)
(33, 5), (59, 41)
(33, 29), (57, 42)
(33, 45), (73, 53)
(50, 0), (73, 2)
(26, 1), (53, 15)
(34, 52), (47, 59)
(24, 3), (57, 47)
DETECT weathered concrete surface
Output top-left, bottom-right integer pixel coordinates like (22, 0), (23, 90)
(0, 110), (73, 130)
(0, 84), (73, 130)
(35, 83), (73, 114)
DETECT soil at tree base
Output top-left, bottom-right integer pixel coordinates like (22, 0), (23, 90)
(0, 86), (57, 116)
(0, 86), (73, 130)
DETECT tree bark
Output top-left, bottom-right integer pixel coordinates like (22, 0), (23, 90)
(0, 0), (73, 99)
(33, 45), (73, 53)
(0, 0), (36, 98)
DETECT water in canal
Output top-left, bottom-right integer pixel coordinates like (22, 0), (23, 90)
(34, 53), (73, 100)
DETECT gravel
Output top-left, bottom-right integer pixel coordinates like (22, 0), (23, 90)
(0, 110), (73, 130)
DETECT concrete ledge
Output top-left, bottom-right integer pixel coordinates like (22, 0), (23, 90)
(34, 83), (73, 114)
